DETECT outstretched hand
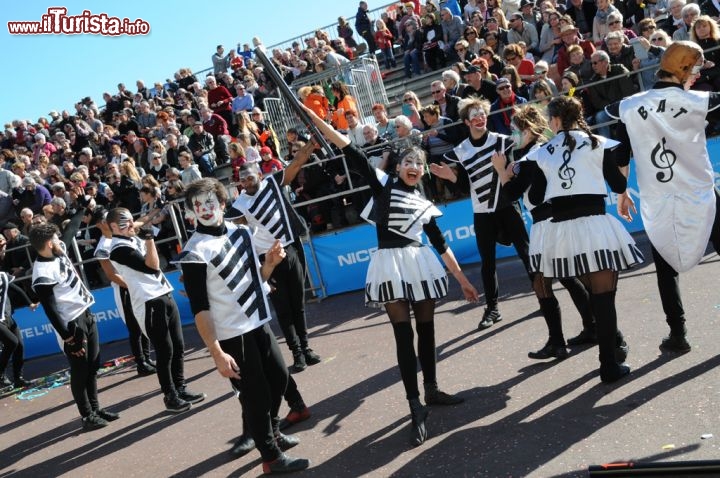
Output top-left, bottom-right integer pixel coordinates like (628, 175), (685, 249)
(429, 162), (456, 181)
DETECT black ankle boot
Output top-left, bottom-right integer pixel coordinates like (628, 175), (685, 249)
(408, 398), (428, 447)
(290, 349), (306, 373)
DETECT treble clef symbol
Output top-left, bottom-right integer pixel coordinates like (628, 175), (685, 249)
(650, 137), (676, 183)
(558, 149), (575, 189)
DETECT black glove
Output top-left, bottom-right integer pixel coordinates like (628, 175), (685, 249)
(138, 225), (154, 240)
(65, 326), (86, 355)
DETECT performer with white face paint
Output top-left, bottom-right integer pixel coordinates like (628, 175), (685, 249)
(430, 97), (534, 330)
(302, 103), (479, 448)
(106, 207), (205, 413)
(606, 41), (720, 354)
(228, 142), (320, 376)
(92, 207), (156, 377)
(30, 223), (118, 430)
(177, 179), (311, 473)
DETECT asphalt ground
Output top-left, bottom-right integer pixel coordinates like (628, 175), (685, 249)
(1, 233), (719, 478)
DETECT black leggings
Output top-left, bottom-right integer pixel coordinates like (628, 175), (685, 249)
(268, 242), (309, 352)
(145, 294), (185, 396)
(0, 317), (23, 380)
(222, 324), (288, 462)
(474, 206), (532, 308)
(65, 311), (100, 417)
(119, 287), (152, 363)
(386, 299), (437, 400)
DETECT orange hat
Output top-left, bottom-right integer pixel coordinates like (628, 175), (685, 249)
(660, 41), (703, 83)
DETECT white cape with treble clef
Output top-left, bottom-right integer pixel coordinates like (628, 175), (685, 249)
(617, 88), (716, 272)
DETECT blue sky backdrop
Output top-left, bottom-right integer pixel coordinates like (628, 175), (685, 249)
(1, 0), (378, 122)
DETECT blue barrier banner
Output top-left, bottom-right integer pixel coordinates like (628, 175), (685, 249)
(16, 270), (194, 360)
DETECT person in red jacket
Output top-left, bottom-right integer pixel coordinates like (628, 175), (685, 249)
(258, 146), (284, 175)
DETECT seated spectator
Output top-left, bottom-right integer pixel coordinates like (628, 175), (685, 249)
(673, 3), (700, 41)
(455, 39), (477, 64)
(343, 110), (365, 146)
(690, 15), (720, 92)
(0, 222), (32, 279)
(178, 151), (202, 185)
(462, 63), (500, 101)
(401, 21), (424, 79)
(503, 43), (535, 84)
(538, 9), (563, 64)
(361, 124), (391, 170)
(507, 11), (540, 57)
(532, 60), (559, 94)
(566, 0), (598, 38)
(330, 82), (358, 132)
(258, 146), (284, 175)
(13, 176), (51, 215)
(440, 7), (465, 62)
(371, 104), (397, 141)
(592, 0), (619, 45)
(299, 85), (331, 122)
(605, 30), (637, 73)
(501, 64), (531, 99)
(442, 69), (467, 97)
(556, 23), (596, 76)
(420, 104), (459, 201)
(586, 49), (635, 136)
(147, 153), (169, 182)
(400, 91), (424, 129)
(564, 43), (595, 83)
(658, 0), (685, 36)
(634, 30), (671, 90)
(489, 77), (528, 134)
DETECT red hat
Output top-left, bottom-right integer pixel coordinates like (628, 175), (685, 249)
(259, 146), (272, 155)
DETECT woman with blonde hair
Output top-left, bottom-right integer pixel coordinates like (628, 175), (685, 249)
(375, 19), (398, 69)
(690, 15), (720, 91)
(400, 90), (424, 129)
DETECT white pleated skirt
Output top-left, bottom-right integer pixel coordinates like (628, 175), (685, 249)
(365, 246), (449, 307)
(529, 214), (643, 278)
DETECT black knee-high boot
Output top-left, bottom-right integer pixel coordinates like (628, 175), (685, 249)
(528, 297), (569, 360)
(391, 322), (420, 400)
(560, 277), (598, 345)
(408, 398), (428, 447)
(416, 321), (464, 405)
(591, 291), (630, 383)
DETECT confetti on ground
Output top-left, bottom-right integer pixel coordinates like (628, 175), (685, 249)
(701, 434), (714, 440)
(662, 444), (676, 450)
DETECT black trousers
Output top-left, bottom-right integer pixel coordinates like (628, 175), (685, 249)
(119, 287), (151, 363)
(268, 242), (309, 352)
(64, 310), (100, 417)
(145, 294), (185, 396)
(0, 316), (24, 380)
(473, 204), (533, 308)
(654, 188), (720, 335)
(222, 323), (288, 462)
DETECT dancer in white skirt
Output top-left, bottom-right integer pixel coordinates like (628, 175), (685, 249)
(523, 96), (643, 383)
(301, 103), (479, 447)
(492, 105), (629, 362)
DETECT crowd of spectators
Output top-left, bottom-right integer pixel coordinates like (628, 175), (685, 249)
(2, 0), (720, 289)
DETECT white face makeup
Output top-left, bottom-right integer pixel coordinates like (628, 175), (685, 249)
(467, 107), (487, 130)
(192, 191), (223, 227)
(116, 210), (135, 234)
(397, 154), (425, 185)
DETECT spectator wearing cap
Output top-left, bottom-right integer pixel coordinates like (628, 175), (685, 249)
(258, 146), (284, 175)
(440, 7), (466, 61)
(489, 77), (528, 135)
(520, 0), (541, 28)
(13, 176), (52, 215)
(0, 222), (31, 278)
(461, 63), (500, 101)
(507, 11), (540, 56)
(556, 23), (596, 76)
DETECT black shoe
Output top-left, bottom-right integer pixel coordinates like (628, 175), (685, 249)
(82, 412), (109, 431)
(425, 388), (464, 406)
(177, 387), (206, 404)
(566, 329), (597, 346)
(96, 408), (120, 421)
(136, 362), (156, 376)
(616, 340), (629, 363)
(408, 399), (429, 447)
(164, 393), (191, 413)
(478, 307), (501, 330)
(230, 435), (255, 457)
(275, 432), (300, 451)
(659, 335), (691, 354)
(262, 453), (310, 474)
(600, 363), (631, 384)
(303, 348), (321, 366)
(13, 376), (30, 388)
(528, 342), (569, 360)
(0, 376), (11, 388)
(290, 351), (307, 374)
(144, 357), (156, 367)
